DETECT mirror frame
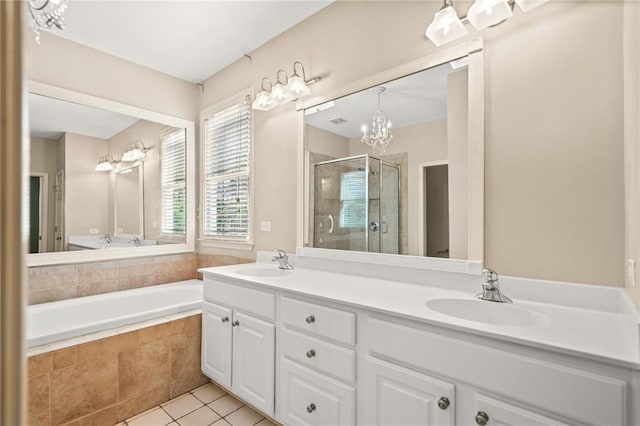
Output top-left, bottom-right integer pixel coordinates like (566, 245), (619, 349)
(296, 39), (484, 274)
(27, 81), (196, 266)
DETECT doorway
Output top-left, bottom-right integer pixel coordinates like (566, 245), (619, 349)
(420, 162), (449, 258)
(29, 173), (48, 254)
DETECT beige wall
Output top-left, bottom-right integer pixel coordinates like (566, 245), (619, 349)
(624, 1), (640, 306)
(27, 33), (199, 120)
(200, 1), (625, 287)
(30, 137), (58, 252)
(64, 133), (110, 240)
(350, 119), (448, 256)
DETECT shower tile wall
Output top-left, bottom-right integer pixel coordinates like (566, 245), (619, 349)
(28, 253), (252, 305)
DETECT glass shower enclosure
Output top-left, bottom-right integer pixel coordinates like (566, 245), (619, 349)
(313, 154), (399, 254)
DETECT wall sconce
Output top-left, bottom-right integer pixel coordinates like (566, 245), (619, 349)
(425, 0), (548, 46)
(121, 140), (151, 162)
(95, 155), (118, 172)
(251, 61), (321, 111)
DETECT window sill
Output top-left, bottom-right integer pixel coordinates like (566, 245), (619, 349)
(198, 239), (254, 252)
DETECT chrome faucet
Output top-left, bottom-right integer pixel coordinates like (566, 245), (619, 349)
(476, 268), (512, 303)
(101, 233), (112, 244)
(272, 249), (294, 270)
(129, 236), (143, 247)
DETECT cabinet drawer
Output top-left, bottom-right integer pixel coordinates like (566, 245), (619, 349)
(281, 297), (355, 346)
(281, 328), (356, 383)
(279, 359), (355, 426)
(203, 278), (275, 320)
(368, 317), (626, 426)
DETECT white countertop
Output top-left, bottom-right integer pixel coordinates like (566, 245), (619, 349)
(199, 261), (640, 370)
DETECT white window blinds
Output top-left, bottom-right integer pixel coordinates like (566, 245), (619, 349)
(340, 170), (366, 228)
(202, 98), (251, 240)
(160, 128), (186, 236)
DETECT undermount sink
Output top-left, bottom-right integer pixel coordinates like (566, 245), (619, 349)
(426, 298), (550, 327)
(234, 268), (292, 278)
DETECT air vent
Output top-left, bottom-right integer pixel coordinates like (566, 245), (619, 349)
(330, 118), (348, 125)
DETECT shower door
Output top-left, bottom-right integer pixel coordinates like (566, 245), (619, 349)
(314, 157), (367, 251)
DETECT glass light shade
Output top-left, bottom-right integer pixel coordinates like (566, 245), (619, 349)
(284, 75), (311, 99)
(425, 6), (467, 47)
(270, 81), (294, 105)
(514, 0), (548, 12)
(252, 89), (277, 111)
(95, 160), (115, 171)
(121, 148), (145, 162)
(467, 0), (513, 30)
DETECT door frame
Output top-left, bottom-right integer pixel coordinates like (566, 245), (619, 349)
(417, 160), (448, 257)
(30, 172), (48, 253)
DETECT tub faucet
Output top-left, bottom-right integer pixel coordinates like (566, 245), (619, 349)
(129, 236), (143, 247)
(476, 268), (512, 303)
(272, 249), (294, 270)
(101, 233), (112, 244)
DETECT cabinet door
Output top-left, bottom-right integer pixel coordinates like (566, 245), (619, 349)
(474, 395), (571, 426)
(232, 311), (275, 416)
(279, 359), (355, 426)
(202, 302), (233, 388)
(365, 357), (455, 426)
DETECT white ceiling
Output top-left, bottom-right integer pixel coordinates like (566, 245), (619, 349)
(50, 0), (333, 83)
(29, 93), (139, 140)
(305, 62), (459, 139)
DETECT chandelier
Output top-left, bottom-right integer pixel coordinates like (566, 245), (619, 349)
(28, 0), (68, 44)
(361, 87), (393, 154)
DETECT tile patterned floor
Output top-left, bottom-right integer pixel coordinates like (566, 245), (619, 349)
(116, 382), (279, 426)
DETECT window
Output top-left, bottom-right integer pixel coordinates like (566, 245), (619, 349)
(340, 170), (366, 228)
(202, 95), (251, 241)
(160, 128), (187, 237)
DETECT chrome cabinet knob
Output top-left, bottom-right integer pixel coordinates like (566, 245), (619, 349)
(306, 349), (316, 358)
(475, 411), (489, 425)
(305, 315), (315, 324)
(221, 316), (229, 323)
(437, 396), (450, 410)
(232, 320), (240, 327)
(306, 403), (316, 413)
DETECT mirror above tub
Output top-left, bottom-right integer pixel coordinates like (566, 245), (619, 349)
(299, 41), (484, 271)
(27, 82), (195, 266)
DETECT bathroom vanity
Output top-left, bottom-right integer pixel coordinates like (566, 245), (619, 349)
(200, 256), (639, 426)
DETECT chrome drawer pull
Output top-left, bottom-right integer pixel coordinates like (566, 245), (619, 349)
(232, 320), (240, 327)
(306, 349), (316, 358)
(437, 397), (450, 410)
(306, 403), (316, 413)
(475, 411), (489, 425)
(305, 315), (315, 324)
(221, 316), (229, 323)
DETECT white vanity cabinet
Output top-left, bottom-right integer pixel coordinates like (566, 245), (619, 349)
(201, 278), (276, 416)
(278, 297), (357, 425)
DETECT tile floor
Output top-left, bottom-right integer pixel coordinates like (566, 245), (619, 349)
(116, 382), (279, 426)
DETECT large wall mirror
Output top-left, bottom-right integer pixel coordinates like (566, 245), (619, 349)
(27, 82), (195, 266)
(299, 42), (484, 272)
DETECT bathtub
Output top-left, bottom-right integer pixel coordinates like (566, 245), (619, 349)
(27, 280), (203, 348)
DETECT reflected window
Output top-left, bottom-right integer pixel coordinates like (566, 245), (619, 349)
(160, 128), (187, 236)
(339, 170), (366, 228)
(202, 95), (252, 240)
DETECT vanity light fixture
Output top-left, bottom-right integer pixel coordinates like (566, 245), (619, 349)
(28, 0), (68, 44)
(252, 61), (320, 111)
(121, 140), (151, 162)
(425, 0), (549, 46)
(95, 155), (118, 172)
(361, 87), (393, 154)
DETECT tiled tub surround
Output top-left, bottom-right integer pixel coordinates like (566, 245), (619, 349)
(27, 253), (252, 305)
(27, 313), (210, 426)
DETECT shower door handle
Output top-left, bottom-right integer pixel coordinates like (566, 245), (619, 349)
(328, 214), (334, 234)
